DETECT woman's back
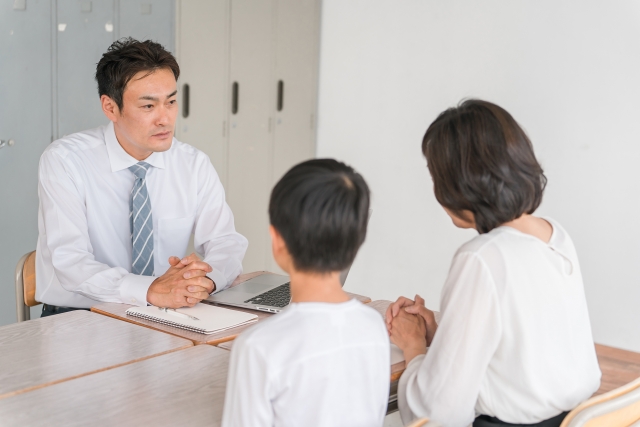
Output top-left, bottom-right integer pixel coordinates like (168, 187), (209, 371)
(398, 218), (601, 426)
(466, 217), (601, 421)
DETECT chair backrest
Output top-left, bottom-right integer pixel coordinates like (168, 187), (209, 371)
(15, 250), (38, 322)
(561, 377), (640, 427)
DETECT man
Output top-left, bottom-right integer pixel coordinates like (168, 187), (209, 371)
(36, 38), (248, 317)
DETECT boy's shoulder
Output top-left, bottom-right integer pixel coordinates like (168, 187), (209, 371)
(234, 300), (386, 354)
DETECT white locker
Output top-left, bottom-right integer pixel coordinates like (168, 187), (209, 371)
(119, 0), (175, 53)
(268, 0), (321, 271)
(175, 0), (230, 186)
(227, 0), (276, 272)
(0, 0), (53, 325)
(56, 0), (175, 139)
(175, 0), (321, 273)
(272, 0), (320, 182)
(56, 0), (116, 137)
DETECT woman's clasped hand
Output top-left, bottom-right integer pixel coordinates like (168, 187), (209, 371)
(385, 295), (438, 364)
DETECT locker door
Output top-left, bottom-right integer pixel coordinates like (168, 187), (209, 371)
(119, 0), (175, 53)
(227, 0), (275, 272)
(0, 0), (52, 324)
(272, 0), (319, 181)
(175, 0), (229, 187)
(268, 0), (320, 272)
(56, 0), (115, 137)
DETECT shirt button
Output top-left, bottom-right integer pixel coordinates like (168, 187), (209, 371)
(131, 298), (136, 303)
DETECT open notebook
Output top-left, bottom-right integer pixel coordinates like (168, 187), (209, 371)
(126, 303), (258, 334)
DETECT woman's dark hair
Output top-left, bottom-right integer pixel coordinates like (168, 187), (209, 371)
(95, 37), (180, 111)
(422, 99), (547, 234)
(269, 159), (370, 273)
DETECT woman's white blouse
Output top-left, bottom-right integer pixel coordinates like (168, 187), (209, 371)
(398, 218), (601, 427)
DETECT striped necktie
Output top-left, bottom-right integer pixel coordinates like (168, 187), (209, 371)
(129, 162), (154, 276)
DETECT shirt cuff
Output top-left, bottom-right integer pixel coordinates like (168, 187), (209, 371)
(405, 353), (426, 374)
(120, 274), (155, 306)
(207, 268), (228, 295)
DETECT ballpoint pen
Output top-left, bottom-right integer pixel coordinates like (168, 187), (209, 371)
(158, 307), (200, 321)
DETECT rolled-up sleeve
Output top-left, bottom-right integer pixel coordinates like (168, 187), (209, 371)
(192, 156), (248, 292)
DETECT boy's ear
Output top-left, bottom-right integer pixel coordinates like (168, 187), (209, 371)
(269, 225), (285, 254)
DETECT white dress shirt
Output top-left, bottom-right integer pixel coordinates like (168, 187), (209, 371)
(222, 299), (390, 427)
(398, 218), (601, 427)
(36, 122), (248, 308)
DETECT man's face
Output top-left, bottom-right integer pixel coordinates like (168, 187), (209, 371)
(106, 68), (178, 160)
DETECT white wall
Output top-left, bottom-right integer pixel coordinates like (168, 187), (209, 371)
(317, 1), (640, 352)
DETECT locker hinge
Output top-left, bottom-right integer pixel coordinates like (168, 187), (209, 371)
(310, 114), (315, 130)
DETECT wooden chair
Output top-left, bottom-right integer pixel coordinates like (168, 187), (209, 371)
(15, 250), (39, 322)
(560, 377), (640, 427)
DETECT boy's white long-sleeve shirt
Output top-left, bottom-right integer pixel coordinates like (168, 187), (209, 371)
(222, 299), (390, 427)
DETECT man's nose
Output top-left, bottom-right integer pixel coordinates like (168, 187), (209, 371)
(155, 104), (171, 126)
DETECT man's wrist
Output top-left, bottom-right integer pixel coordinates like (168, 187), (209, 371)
(206, 268), (226, 294)
(121, 274), (156, 307)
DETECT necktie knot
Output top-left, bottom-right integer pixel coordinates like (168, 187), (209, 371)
(129, 162), (151, 180)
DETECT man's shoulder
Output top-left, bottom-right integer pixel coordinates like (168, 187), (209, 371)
(44, 125), (108, 160)
(169, 138), (209, 163)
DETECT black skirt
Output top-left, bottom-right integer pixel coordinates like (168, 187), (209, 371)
(473, 411), (568, 427)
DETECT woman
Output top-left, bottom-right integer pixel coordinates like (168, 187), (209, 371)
(386, 100), (601, 427)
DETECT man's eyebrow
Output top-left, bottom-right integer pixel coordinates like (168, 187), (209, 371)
(138, 91), (177, 101)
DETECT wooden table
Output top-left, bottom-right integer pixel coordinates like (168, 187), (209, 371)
(0, 311), (192, 399)
(0, 345), (230, 427)
(92, 271), (371, 346)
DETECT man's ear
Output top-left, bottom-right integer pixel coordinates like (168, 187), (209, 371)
(101, 95), (121, 122)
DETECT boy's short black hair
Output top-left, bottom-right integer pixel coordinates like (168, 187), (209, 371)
(422, 99), (547, 234)
(269, 159), (370, 273)
(95, 37), (180, 111)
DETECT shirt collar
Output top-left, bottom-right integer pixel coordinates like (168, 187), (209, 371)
(104, 121), (167, 172)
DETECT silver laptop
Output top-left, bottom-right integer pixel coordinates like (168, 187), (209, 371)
(206, 264), (354, 314)
(208, 211), (371, 314)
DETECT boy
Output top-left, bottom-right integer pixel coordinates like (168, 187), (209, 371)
(222, 159), (390, 427)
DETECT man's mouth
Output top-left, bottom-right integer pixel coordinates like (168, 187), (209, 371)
(152, 130), (172, 138)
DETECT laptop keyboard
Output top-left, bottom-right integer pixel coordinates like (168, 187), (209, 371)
(244, 282), (291, 308)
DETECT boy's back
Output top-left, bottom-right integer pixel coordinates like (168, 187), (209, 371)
(222, 158), (383, 426)
(222, 299), (390, 427)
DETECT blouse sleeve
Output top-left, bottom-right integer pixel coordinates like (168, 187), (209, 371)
(398, 251), (502, 427)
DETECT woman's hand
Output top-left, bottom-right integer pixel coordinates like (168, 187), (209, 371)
(386, 294), (438, 346)
(390, 309), (427, 364)
(385, 296), (416, 328)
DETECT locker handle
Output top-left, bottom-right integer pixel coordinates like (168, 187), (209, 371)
(232, 82), (239, 114)
(277, 80), (284, 112)
(182, 83), (190, 118)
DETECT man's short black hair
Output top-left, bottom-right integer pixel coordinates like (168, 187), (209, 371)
(95, 37), (180, 111)
(422, 99), (547, 234)
(269, 158), (370, 273)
